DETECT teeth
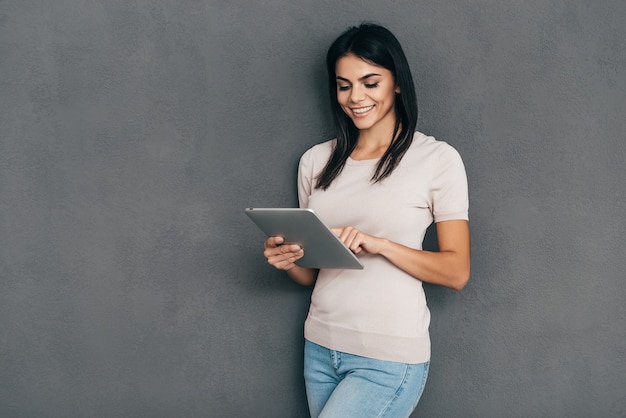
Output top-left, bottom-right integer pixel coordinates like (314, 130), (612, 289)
(353, 105), (374, 114)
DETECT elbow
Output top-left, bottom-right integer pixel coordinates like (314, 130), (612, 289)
(450, 267), (470, 292)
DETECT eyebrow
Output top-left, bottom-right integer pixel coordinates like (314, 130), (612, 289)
(336, 73), (381, 83)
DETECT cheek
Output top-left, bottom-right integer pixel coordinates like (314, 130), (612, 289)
(336, 96), (350, 111)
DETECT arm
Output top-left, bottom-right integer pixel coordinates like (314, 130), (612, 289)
(334, 219), (470, 291)
(263, 236), (319, 287)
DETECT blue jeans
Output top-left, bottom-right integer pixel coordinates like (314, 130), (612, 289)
(304, 339), (429, 418)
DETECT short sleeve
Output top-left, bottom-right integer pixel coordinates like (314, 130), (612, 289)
(297, 148), (314, 208)
(430, 144), (469, 222)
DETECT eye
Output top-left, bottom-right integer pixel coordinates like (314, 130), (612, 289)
(365, 83), (379, 89)
(337, 85), (351, 91)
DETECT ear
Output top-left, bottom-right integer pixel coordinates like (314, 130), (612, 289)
(395, 85), (401, 94)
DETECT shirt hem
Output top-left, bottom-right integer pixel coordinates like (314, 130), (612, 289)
(304, 314), (431, 364)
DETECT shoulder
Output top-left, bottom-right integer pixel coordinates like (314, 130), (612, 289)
(404, 131), (464, 165)
(301, 139), (334, 160)
(299, 139), (335, 168)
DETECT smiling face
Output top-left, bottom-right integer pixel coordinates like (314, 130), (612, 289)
(335, 53), (400, 135)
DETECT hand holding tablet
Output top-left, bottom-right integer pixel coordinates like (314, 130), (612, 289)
(245, 208), (364, 270)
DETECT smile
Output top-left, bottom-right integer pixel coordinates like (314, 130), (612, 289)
(352, 105), (375, 115)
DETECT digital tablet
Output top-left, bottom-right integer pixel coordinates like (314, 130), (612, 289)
(245, 208), (364, 270)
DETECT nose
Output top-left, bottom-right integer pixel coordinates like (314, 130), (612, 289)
(349, 85), (366, 103)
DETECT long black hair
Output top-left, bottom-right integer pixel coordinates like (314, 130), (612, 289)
(315, 23), (418, 190)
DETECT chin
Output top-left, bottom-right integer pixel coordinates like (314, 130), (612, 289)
(350, 118), (374, 130)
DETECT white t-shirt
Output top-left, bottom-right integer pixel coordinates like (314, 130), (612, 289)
(298, 131), (469, 364)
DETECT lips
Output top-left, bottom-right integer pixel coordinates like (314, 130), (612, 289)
(352, 105), (375, 115)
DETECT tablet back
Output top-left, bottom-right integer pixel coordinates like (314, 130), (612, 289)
(245, 208), (364, 270)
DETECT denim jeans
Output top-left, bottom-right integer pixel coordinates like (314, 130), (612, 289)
(304, 339), (430, 418)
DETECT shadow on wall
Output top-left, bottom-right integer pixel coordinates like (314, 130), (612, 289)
(422, 223), (439, 253)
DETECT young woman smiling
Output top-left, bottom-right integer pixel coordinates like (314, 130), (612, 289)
(263, 23), (470, 417)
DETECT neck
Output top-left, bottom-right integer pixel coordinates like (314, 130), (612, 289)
(351, 120), (398, 160)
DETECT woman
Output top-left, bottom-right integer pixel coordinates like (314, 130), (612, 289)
(263, 23), (470, 417)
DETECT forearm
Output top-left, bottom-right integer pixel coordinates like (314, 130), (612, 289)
(333, 220), (470, 290)
(378, 239), (470, 291)
(286, 265), (318, 287)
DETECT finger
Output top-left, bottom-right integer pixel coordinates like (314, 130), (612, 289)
(266, 246), (303, 261)
(337, 226), (352, 243)
(264, 235), (284, 249)
(268, 249), (304, 270)
(341, 228), (359, 249)
(279, 244), (302, 254)
(264, 245), (301, 260)
(349, 234), (362, 252)
(348, 231), (366, 253)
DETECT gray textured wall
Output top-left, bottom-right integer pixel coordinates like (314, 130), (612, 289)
(1, 1), (625, 417)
